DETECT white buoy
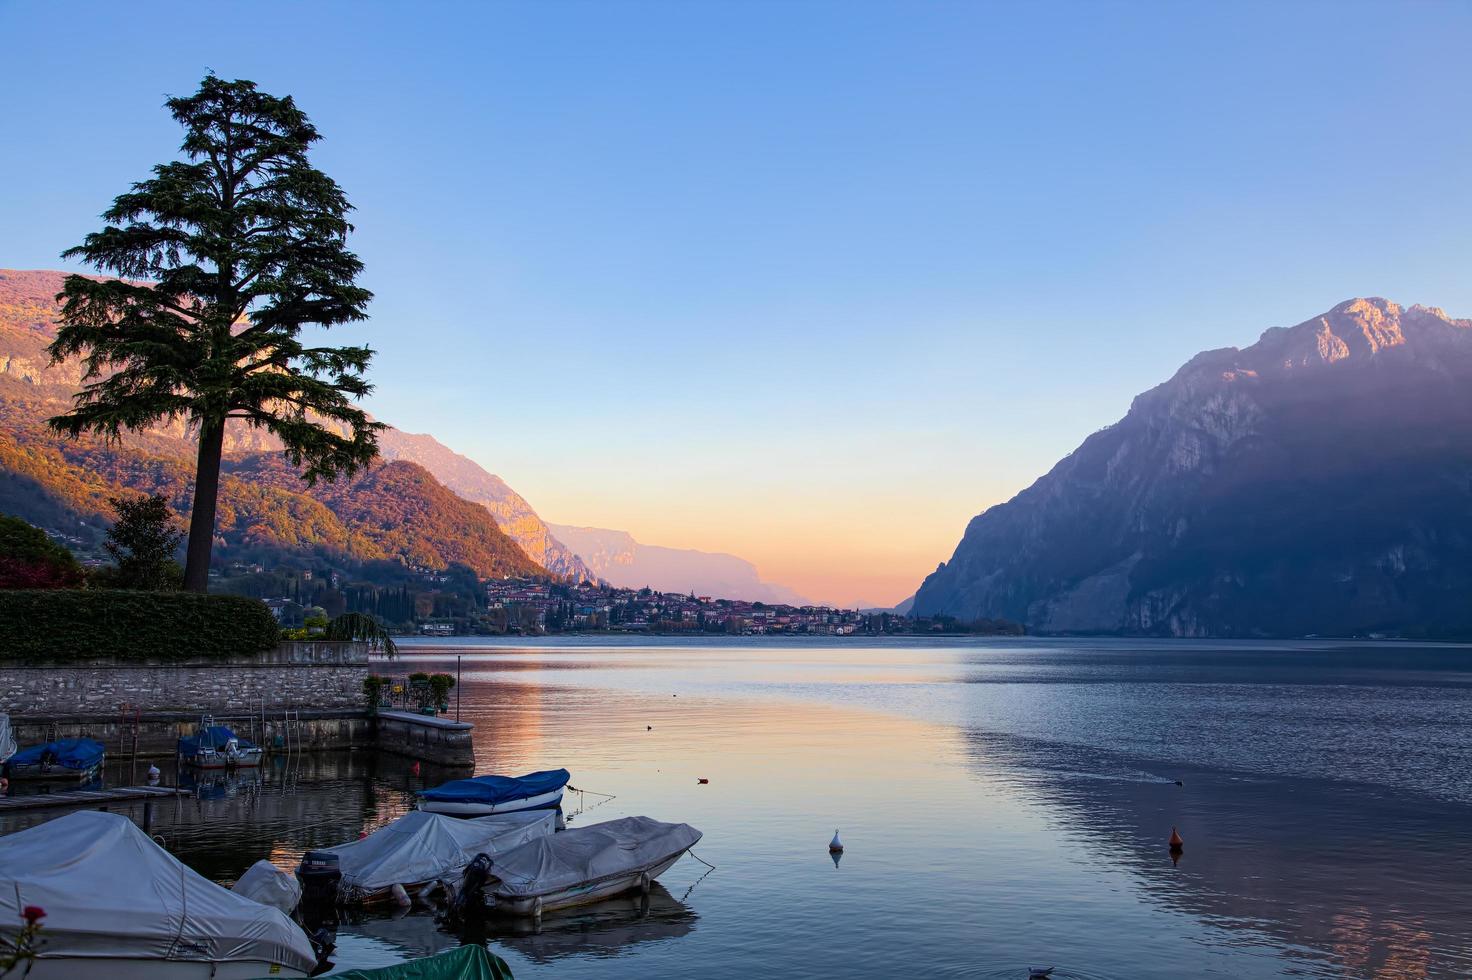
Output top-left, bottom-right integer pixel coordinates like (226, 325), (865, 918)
(829, 830), (843, 853)
(391, 883), (411, 908)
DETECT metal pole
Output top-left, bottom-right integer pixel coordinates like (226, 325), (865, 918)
(456, 655), (462, 722)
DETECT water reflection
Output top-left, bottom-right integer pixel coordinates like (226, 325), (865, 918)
(4, 639), (1471, 979)
(963, 730), (1472, 977)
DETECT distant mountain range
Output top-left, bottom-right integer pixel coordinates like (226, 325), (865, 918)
(371, 429), (593, 580)
(548, 523), (812, 605)
(913, 298), (1472, 637)
(0, 268), (805, 600)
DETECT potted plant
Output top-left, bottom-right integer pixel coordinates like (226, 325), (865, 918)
(362, 674), (389, 714)
(429, 673), (455, 712)
(408, 672), (434, 715)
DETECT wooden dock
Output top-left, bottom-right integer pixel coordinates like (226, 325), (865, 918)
(0, 785), (185, 812)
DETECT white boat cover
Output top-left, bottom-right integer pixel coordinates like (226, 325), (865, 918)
(490, 815), (702, 899)
(232, 858), (302, 915)
(328, 809), (556, 895)
(0, 712), (14, 763)
(0, 811), (317, 974)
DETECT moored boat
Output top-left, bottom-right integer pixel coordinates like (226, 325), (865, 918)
(0, 712), (15, 769)
(0, 810), (317, 979)
(309, 944), (513, 979)
(177, 720), (263, 769)
(418, 767), (570, 817)
(456, 815), (702, 917)
(2, 737), (105, 782)
(319, 808), (556, 906)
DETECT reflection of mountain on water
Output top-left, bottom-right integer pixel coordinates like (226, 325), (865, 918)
(964, 729), (1472, 977)
(486, 885), (698, 963)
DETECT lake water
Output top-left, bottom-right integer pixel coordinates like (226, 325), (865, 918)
(6, 636), (1472, 978)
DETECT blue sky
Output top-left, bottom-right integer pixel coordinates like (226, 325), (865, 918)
(3, 1), (1471, 605)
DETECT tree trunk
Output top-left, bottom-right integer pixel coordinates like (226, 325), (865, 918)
(182, 419), (226, 593)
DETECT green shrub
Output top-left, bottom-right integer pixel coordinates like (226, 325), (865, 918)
(0, 589), (280, 662)
(429, 672), (455, 708)
(0, 515), (84, 590)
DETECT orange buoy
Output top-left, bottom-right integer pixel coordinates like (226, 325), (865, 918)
(1169, 827), (1184, 851)
(410, 761), (420, 776)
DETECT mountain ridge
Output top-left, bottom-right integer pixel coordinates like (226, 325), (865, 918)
(549, 522), (812, 606)
(912, 298), (1472, 637)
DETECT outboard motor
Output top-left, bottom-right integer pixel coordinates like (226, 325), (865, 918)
(445, 852), (494, 928)
(296, 850), (341, 975)
(296, 850), (342, 908)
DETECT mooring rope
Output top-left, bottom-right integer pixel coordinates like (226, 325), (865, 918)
(565, 785), (617, 819)
(678, 850), (716, 902)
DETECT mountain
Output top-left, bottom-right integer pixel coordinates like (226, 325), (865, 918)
(913, 298), (1472, 638)
(0, 269), (544, 580)
(548, 523), (812, 605)
(373, 429), (593, 580)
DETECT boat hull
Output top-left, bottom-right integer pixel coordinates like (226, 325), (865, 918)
(419, 787), (564, 817)
(491, 851), (687, 916)
(4, 762), (102, 782)
(180, 748), (264, 770)
(21, 956), (308, 979)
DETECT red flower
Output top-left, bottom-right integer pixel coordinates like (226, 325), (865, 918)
(21, 906), (44, 925)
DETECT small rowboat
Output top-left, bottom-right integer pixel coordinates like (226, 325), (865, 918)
(418, 767), (570, 817)
(457, 815), (702, 918)
(3, 738), (105, 782)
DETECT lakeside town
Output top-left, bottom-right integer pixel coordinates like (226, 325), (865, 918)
(247, 569), (1023, 638)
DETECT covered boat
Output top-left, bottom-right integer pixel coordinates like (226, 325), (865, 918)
(0, 711), (15, 766)
(418, 768), (570, 817)
(470, 815), (702, 916)
(327, 809), (555, 905)
(232, 859), (302, 915)
(3, 737), (105, 781)
(0, 810), (317, 979)
(177, 722), (263, 769)
(312, 944), (513, 980)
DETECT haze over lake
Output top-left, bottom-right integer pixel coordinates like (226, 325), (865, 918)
(10, 636), (1467, 978)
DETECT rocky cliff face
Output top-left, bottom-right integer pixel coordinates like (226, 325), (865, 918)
(0, 268), (581, 579)
(549, 523), (812, 605)
(912, 299), (1472, 637)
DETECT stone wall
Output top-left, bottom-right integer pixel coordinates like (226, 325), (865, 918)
(0, 641), (370, 718)
(375, 710), (475, 767)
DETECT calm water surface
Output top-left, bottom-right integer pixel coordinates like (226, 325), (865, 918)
(6, 637), (1472, 978)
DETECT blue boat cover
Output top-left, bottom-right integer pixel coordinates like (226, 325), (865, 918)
(6, 737), (105, 771)
(418, 768), (570, 805)
(185, 726), (256, 751)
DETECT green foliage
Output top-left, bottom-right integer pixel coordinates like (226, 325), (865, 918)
(103, 493), (184, 590)
(0, 513), (83, 589)
(327, 611), (398, 657)
(0, 589), (279, 662)
(428, 672), (455, 708)
(48, 74), (381, 592)
(362, 673), (389, 711)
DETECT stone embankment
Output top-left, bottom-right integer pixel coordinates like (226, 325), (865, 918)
(1, 641), (473, 766)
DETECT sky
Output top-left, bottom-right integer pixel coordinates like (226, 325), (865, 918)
(4, 2), (1472, 607)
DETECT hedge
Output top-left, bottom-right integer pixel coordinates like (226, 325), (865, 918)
(0, 589), (280, 662)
